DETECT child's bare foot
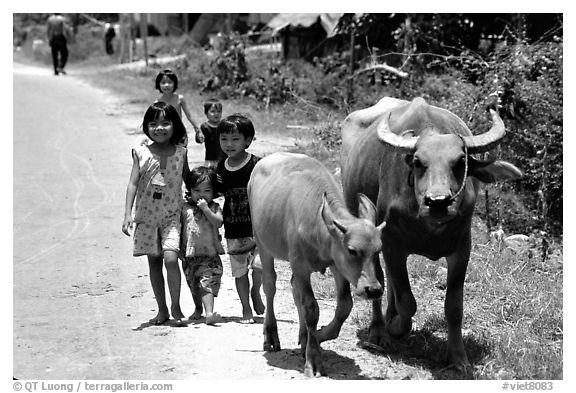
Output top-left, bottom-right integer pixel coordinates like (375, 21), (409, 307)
(251, 289), (265, 315)
(189, 308), (203, 320)
(149, 312), (170, 325)
(171, 305), (186, 324)
(240, 308), (255, 324)
(205, 312), (221, 325)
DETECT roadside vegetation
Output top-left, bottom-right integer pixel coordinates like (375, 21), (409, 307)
(13, 13), (563, 379)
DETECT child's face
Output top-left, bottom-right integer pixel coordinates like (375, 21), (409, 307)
(190, 180), (214, 203)
(206, 106), (222, 124)
(147, 113), (174, 144)
(219, 131), (251, 159)
(159, 76), (175, 94)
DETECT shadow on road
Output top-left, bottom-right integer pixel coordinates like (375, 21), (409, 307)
(263, 347), (370, 380)
(131, 319), (190, 331)
(355, 322), (491, 380)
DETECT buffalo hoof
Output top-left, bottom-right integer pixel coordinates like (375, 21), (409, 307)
(263, 328), (281, 352)
(386, 315), (413, 339)
(446, 351), (471, 374)
(263, 339), (281, 352)
(440, 360), (473, 379)
(368, 319), (390, 348)
(304, 357), (326, 378)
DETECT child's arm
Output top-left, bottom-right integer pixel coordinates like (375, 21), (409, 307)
(122, 153), (140, 236)
(197, 200), (223, 228)
(195, 124), (205, 144)
(182, 152), (191, 190)
(179, 209), (187, 260)
(179, 95), (200, 132)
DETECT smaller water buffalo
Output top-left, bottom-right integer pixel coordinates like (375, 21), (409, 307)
(248, 152), (385, 377)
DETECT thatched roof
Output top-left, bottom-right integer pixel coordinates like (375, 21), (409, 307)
(267, 13), (343, 37)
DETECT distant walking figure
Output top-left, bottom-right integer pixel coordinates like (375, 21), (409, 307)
(46, 13), (69, 75)
(104, 23), (116, 55)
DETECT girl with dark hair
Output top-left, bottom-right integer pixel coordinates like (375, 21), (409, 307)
(122, 101), (191, 326)
(154, 69), (200, 146)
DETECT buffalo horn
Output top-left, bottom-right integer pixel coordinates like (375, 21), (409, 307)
(376, 112), (418, 153)
(463, 109), (506, 154)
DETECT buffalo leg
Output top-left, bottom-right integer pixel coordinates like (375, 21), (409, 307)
(290, 273), (308, 351)
(317, 266), (352, 343)
(444, 234), (471, 369)
(261, 248), (280, 351)
(292, 271), (325, 378)
(383, 248), (416, 338)
(368, 253), (387, 344)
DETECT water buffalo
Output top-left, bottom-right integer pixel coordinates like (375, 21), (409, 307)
(340, 97), (523, 370)
(248, 152), (385, 377)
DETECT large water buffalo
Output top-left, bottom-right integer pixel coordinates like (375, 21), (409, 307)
(248, 152), (385, 377)
(340, 97), (523, 370)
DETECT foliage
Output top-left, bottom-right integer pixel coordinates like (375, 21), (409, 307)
(204, 33), (249, 91)
(483, 40), (563, 236)
(198, 33), (292, 107)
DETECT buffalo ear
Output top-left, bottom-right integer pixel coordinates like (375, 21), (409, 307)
(358, 193), (386, 233)
(321, 193), (348, 235)
(468, 156), (523, 183)
(357, 193), (378, 223)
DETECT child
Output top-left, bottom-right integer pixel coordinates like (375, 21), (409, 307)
(181, 166), (224, 325)
(122, 101), (190, 326)
(155, 69), (201, 146)
(195, 98), (227, 168)
(216, 114), (265, 324)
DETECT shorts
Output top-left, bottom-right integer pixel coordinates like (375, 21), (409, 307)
(182, 255), (223, 296)
(133, 217), (181, 257)
(226, 237), (262, 278)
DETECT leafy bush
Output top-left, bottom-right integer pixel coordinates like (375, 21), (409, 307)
(476, 39), (563, 236)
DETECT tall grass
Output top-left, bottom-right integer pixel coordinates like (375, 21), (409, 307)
(464, 228), (563, 379)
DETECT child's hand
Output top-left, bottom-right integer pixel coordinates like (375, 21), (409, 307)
(196, 198), (209, 212)
(195, 131), (204, 144)
(122, 216), (133, 236)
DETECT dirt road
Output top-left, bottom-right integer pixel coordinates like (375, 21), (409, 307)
(12, 62), (432, 381)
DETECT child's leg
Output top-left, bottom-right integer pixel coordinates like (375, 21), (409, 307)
(202, 291), (215, 317)
(251, 267), (265, 315)
(190, 286), (203, 319)
(147, 255), (170, 325)
(184, 259), (203, 319)
(163, 250), (185, 322)
(228, 240), (256, 323)
(203, 293), (221, 325)
(200, 256), (222, 324)
(235, 273), (254, 323)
